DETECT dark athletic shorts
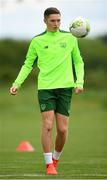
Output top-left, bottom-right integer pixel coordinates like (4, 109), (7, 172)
(38, 88), (73, 116)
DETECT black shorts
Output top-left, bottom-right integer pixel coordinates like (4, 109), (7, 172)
(38, 88), (73, 116)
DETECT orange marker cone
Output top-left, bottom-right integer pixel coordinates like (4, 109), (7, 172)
(16, 141), (35, 152)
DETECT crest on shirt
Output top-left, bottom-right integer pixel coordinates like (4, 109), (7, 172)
(44, 45), (48, 49)
(60, 42), (67, 48)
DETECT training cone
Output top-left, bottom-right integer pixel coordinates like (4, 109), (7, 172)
(16, 141), (35, 152)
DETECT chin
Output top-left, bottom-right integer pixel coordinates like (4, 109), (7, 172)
(53, 28), (59, 32)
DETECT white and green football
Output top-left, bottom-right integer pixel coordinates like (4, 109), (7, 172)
(69, 17), (90, 38)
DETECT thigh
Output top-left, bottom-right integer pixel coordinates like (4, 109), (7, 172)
(55, 88), (73, 117)
(38, 89), (56, 113)
(55, 113), (69, 131)
(41, 110), (55, 129)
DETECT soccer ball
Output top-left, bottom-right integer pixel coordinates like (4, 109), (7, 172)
(69, 17), (90, 38)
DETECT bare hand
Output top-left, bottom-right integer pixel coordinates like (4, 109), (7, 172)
(10, 87), (18, 95)
(74, 87), (83, 94)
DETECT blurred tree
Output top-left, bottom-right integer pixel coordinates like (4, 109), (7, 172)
(99, 34), (107, 43)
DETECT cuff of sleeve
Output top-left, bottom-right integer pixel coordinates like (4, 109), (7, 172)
(12, 82), (21, 89)
(75, 83), (83, 89)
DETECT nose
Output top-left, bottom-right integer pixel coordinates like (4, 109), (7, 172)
(54, 21), (58, 26)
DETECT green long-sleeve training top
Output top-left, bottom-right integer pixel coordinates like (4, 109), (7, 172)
(13, 30), (84, 89)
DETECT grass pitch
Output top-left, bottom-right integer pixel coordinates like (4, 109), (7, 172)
(0, 85), (107, 179)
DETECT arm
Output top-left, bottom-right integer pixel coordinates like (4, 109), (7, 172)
(10, 38), (37, 95)
(72, 38), (84, 94)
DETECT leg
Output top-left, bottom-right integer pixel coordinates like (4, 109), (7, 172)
(52, 113), (69, 168)
(55, 113), (69, 152)
(54, 88), (72, 153)
(41, 110), (58, 175)
(41, 110), (54, 152)
(38, 90), (58, 174)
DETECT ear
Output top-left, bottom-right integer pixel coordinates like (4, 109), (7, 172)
(44, 18), (46, 24)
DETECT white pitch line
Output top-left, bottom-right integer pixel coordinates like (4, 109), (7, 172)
(0, 178), (103, 180)
(0, 174), (46, 177)
(1, 161), (107, 165)
(0, 173), (107, 177)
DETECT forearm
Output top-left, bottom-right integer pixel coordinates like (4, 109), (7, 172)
(12, 38), (37, 88)
(13, 64), (33, 88)
(72, 39), (84, 88)
(74, 61), (84, 88)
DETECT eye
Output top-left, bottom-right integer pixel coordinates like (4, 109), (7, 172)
(57, 19), (60, 22)
(50, 19), (61, 22)
(50, 20), (55, 22)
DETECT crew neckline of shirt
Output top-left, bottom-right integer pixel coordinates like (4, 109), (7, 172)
(46, 30), (60, 36)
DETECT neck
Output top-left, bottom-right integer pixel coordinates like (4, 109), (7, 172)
(47, 28), (59, 33)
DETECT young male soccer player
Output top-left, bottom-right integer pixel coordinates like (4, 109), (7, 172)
(10, 7), (84, 175)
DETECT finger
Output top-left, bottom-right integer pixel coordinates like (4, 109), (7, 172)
(12, 88), (17, 92)
(75, 89), (82, 94)
(10, 88), (17, 95)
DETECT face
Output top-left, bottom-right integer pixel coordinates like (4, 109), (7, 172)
(44, 14), (61, 32)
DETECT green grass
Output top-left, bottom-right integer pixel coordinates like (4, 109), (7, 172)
(0, 85), (107, 179)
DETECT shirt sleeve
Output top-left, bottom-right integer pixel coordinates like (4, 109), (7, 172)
(72, 38), (84, 88)
(12, 38), (37, 88)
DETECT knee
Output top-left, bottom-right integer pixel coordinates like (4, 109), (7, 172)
(57, 126), (68, 136)
(43, 120), (53, 132)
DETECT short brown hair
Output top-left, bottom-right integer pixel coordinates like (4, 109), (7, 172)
(44, 7), (61, 18)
